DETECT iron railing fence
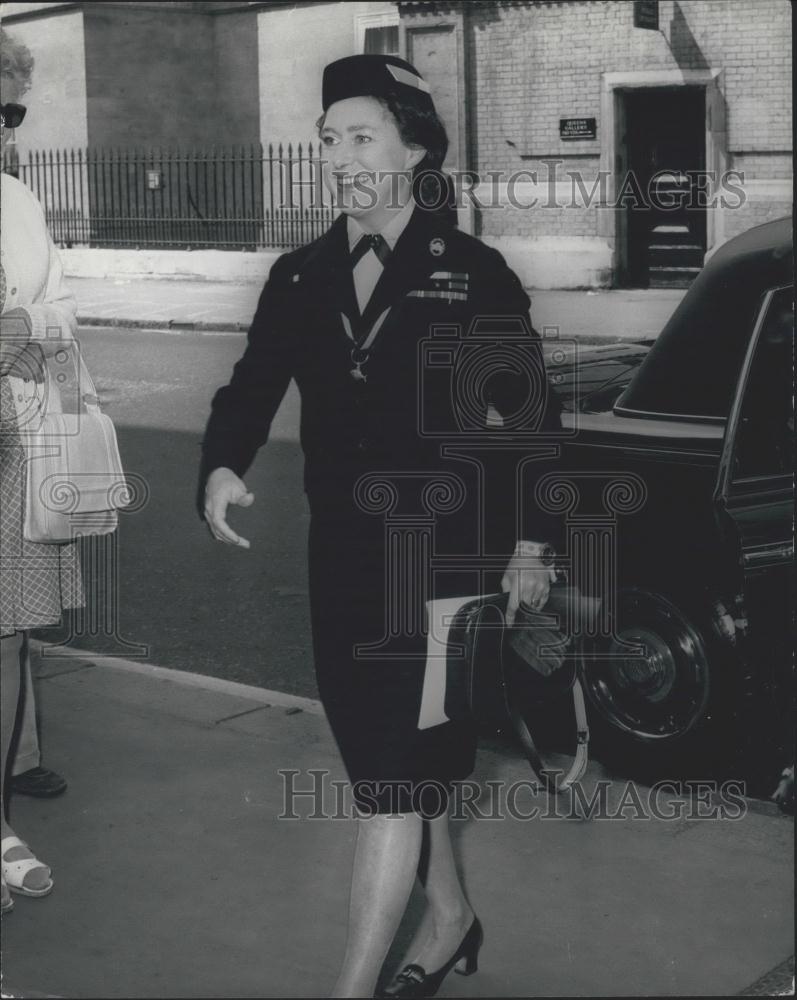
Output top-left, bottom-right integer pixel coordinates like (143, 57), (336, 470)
(1, 144), (336, 250)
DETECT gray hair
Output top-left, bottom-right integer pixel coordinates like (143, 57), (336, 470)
(1, 28), (34, 96)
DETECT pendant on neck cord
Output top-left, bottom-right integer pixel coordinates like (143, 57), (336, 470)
(350, 345), (368, 382)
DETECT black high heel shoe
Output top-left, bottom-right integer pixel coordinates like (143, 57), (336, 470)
(378, 916), (483, 998)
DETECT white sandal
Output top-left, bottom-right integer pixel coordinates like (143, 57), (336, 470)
(1, 877), (13, 914)
(1, 836), (53, 898)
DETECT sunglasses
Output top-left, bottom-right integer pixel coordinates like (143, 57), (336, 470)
(0, 103), (27, 129)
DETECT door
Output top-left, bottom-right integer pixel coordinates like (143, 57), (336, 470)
(623, 87), (706, 288)
(705, 73), (728, 252)
(714, 285), (794, 776)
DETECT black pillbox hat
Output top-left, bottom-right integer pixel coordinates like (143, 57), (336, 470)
(322, 54), (434, 112)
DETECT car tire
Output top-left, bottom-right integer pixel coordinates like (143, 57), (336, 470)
(576, 585), (737, 778)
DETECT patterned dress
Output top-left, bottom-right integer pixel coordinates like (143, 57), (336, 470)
(0, 262), (82, 638)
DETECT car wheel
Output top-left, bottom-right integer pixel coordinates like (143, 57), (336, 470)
(577, 587), (719, 753)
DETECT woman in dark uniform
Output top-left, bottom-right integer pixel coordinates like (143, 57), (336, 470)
(200, 55), (559, 998)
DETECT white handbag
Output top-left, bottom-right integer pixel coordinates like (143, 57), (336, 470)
(23, 346), (129, 543)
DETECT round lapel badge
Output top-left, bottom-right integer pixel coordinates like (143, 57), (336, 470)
(429, 237), (445, 257)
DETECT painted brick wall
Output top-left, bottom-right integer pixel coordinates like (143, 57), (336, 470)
(83, 6), (217, 149)
(213, 9), (261, 147)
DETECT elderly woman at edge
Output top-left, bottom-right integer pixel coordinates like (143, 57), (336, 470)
(1, 28), (83, 914)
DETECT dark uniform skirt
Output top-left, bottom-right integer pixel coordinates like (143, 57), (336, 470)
(307, 483), (484, 816)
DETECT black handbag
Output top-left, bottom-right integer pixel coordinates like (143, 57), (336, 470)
(444, 584), (600, 793)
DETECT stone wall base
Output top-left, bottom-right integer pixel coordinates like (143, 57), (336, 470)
(483, 237), (614, 289)
(60, 238), (615, 289)
(61, 248), (280, 283)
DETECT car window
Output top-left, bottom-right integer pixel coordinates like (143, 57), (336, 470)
(617, 229), (793, 421)
(731, 286), (794, 480)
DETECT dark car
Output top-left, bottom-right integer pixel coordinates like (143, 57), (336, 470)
(549, 218), (793, 791)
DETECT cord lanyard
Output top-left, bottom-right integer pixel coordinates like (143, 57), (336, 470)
(340, 308), (391, 382)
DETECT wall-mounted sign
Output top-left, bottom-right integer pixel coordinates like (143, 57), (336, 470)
(559, 117), (597, 140)
(633, 0), (659, 30)
(147, 170), (161, 190)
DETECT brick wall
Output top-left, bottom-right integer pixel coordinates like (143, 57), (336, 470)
(469, 0), (791, 168)
(461, 0), (792, 269)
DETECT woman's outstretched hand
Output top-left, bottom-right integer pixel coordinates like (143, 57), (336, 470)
(204, 467), (254, 549)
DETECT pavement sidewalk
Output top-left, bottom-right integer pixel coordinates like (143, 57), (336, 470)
(69, 274), (685, 342)
(1, 645), (793, 999)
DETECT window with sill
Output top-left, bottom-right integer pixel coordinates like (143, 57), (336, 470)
(356, 12), (400, 56)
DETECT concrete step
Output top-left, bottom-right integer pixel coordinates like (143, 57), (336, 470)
(648, 224), (696, 246)
(649, 265), (701, 288)
(648, 244), (705, 267)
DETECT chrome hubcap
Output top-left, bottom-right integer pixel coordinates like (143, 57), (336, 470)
(609, 627), (677, 703)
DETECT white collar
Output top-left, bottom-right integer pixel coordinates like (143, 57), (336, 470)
(347, 198), (415, 252)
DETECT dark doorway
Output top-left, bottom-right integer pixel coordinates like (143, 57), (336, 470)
(622, 87), (706, 288)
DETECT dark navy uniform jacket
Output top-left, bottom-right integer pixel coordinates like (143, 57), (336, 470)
(199, 205), (562, 555)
